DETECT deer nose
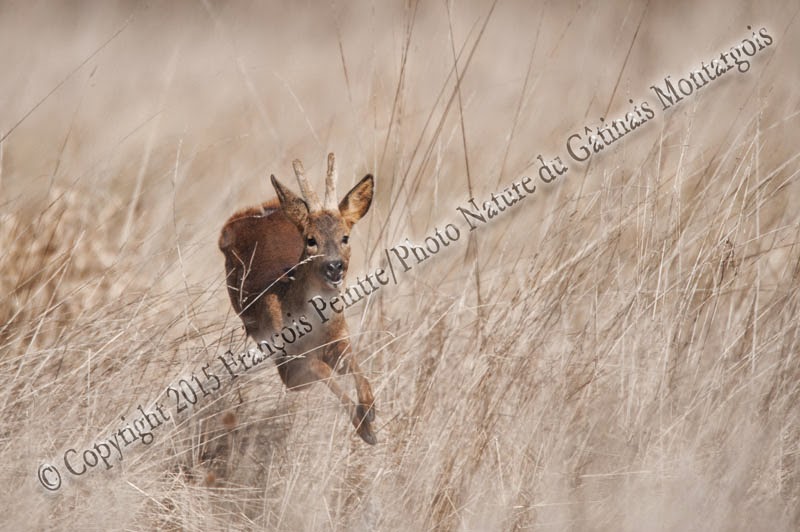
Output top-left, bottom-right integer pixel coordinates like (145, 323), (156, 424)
(325, 260), (344, 279)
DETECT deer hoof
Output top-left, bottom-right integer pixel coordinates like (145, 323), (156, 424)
(357, 403), (375, 423)
(357, 422), (377, 445)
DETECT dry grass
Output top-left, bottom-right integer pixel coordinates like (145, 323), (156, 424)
(2, 1), (799, 530)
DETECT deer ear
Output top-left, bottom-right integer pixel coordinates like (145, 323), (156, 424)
(271, 175), (309, 228)
(339, 174), (374, 227)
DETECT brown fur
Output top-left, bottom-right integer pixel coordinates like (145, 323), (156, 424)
(219, 199), (302, 336)
(219, 162), (377, 444)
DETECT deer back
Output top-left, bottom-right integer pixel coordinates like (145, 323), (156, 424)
(219, 200), (303, 335)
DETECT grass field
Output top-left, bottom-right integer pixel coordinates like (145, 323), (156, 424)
(2, 1), (799, 530)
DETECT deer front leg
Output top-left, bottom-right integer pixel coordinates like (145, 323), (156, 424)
(306, 358), (376, 445)
(346, 356), (375, 424)
(249, 293), (284, 343)
(327, 340), (375, 425)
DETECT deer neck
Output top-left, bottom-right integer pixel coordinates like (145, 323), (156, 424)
(284, 257), (341, 311)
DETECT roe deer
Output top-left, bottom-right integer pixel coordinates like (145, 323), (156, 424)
(218, 153), (377, 444)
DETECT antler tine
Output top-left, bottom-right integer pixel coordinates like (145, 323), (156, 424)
(292, 159), (322, 211)
(324, 152), (338, 210)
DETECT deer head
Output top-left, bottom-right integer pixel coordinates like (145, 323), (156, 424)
(270, 153), (374, 293)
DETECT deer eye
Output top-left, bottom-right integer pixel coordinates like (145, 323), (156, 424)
(342, 235), (349, 245)
(306, 237), (317, 247)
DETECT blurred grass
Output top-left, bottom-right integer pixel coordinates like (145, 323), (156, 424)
(1, 0), (799, 530)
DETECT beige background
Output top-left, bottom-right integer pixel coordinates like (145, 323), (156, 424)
(1, 1), (799, 530)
